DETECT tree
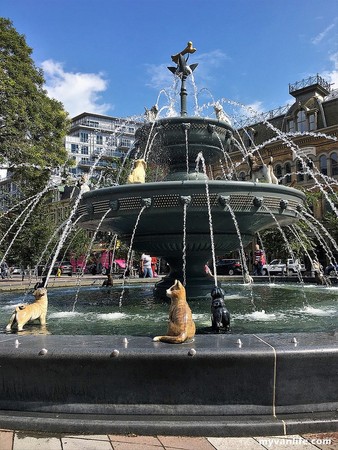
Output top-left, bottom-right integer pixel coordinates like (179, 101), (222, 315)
(0, 19), (71, 266)
(259, 220), (317, 263)
(0, 18), (70, 190)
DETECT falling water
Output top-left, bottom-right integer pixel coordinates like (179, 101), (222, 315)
(195, 152), (218, 286)
(184, 126), (190, 176)
(118, 204), (148, 308)
(262, 206), (306, 293)
(72, 208), (112, 312)
(0, 185), (49, 267)
(226, 203), (251, 281)
(182, 202), (188, 287)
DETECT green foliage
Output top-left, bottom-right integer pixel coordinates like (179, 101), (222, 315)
(0, 18), (72, 266)
(0, 18), (70, 190)
(323, 212), (338, 243)
(0, 194), (56, 267)
(260, 219), (317, 261)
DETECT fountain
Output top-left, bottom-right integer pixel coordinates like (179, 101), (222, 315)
(0, 44), (337, 436)
(77, 46), (306, 298)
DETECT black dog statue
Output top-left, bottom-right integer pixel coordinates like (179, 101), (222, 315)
(210, 286), (231, 332)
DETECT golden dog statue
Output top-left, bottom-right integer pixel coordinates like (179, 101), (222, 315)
(6, 287), (48, 332)
(127, 159), (147, 184)
(153, 279), (196, 344)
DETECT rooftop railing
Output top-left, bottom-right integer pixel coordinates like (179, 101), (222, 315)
(289, 74), (331, 94)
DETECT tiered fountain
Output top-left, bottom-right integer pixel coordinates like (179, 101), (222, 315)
(0, 44), (336, 437)
(77, 46), (306, 297)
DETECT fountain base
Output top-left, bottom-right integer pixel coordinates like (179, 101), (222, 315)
(0, 333), (336, 436)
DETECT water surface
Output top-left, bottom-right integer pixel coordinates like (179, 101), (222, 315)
(1, 282), (337, 335)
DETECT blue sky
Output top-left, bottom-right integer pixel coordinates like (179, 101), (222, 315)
(2, 0), (338, 120)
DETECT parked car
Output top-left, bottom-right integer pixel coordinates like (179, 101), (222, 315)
(50, 261), (73, 276)
(10, 267), (22, 275)
(262, 259), (306, 276)
(324, 264), (338, 276)
(215, 259), (242, 275)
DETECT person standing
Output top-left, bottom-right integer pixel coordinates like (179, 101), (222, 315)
(141, 253), (153, 278)
(253, 244), (266, 276)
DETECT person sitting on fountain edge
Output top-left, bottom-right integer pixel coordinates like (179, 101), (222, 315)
(253, 244), (266, 276)
(141, 253), (153, 278)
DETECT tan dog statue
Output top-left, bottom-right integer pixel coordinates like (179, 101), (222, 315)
(248, 154), (278, 184)
(153, 279), (196, 344)
(127, 159), (147, 184)
(6, 287), (48, 332)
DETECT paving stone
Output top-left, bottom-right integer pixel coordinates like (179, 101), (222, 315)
(108, 434), (163, 446)
(208, 436), (264, 450)
(157, 435), (215, 450)
(65, 435), (111, 441)
(13, 435), (62, 450)
(302, 432), (338, 450)
(0, 430), (14, 450)
(253, 434), (320, 449)
(110, 442), (163, 450)
(62, 436), (113, 450)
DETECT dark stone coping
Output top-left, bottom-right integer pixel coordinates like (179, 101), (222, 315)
(0, 332), (336, 436)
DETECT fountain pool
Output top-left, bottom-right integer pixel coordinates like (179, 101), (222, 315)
(1, 283), (337, 335)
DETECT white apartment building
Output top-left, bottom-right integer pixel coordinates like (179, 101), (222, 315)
(0, 112), (140, 211)
(65, 112), (140, 178)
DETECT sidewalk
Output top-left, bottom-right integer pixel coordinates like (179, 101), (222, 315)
(1, 430), (337, 450)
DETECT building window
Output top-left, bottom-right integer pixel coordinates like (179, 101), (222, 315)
(287, 119), (295, 133)
(87, 120), (99, 128)
(71, 144), (79, 153)
(96, 135), (103, 145)
(284, 162), (292, 184)
(306, 158), (314, 180)
(120, 138), (131, 148)
(244, 128), (255, 147)
(331, 152), (338, 176)
(81, 146), (89, 155)
(275, 164), (282, 181)
(296, 110), (307, 132)
(80, 132), (89, 143)
(308, 113), (316, 131)
(297, 160), (304, 182)
(320, 155), (327, 175)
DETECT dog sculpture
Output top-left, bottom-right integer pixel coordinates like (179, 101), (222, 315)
(248, 154), (278, 184)
(6, 287), (48, 332)
(144, 105), (159, 122)
(210, 286), (230, 333)
(214, 101), (232, 125)
(153, 279), (196, 344)
(127, 159), (147, 184)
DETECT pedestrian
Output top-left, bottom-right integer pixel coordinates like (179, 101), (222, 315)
(253, 244), (266, 276)
(0, 261), (9, 279)
(141, 253), (153, 278)
(151, 256), (158, 277)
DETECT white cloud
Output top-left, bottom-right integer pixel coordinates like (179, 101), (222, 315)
(312, 21), (336, 45)
(321, 52), (338, 89)
(41, 60), (113, 117)
(145, 63), (174, 91)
